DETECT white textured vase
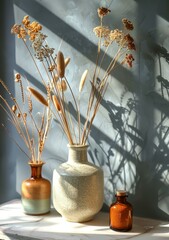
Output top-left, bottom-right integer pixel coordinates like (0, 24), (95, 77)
(53, 144), (104, 222)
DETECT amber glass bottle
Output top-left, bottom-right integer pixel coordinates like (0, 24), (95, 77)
(109, 190), (133, 231)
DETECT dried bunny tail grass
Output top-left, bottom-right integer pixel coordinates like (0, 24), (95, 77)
(79, 69), (88, 92)
(65, 57), (70, 68)
(52, 95), (61, 112)
(57, 51), (65, 78)
(27, 87), (48, 106)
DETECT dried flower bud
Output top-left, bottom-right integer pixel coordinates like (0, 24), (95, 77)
(17, 113), (21, 118)
(39, 140), (44, 153)
(56, 80), (67, 92)
(125, 54), (135, 67)
(97, 7), (111, 18)
(11, 24), (21, 35)
(37, 24), (42, 31)
(15, 73), (21, 82)
(23, 113), (27, 118)
(54, 74), (59, 82)
(17, 27), (27, 40)
(93, 26), (110, 38)
(12, 105), (17, 113)
(57, 51), (65, 78)
(61, 80), (67, 91)
(123, 34), (136, 50)
(122, 18), (134, 30)
(48, 65), (55, 72)
(22, 15), (30, 26)
(65, 57), (70, 68)
(52, 95), (61, 112)
(27, 87), (48, 107)
(79, 69), (88, 92)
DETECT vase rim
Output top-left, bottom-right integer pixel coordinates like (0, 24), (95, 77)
(28, 161), (45, 166)
(67, 144), (89, 149)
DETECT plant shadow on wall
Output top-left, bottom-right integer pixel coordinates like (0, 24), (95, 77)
(144, 44), (169, 220)
(10, 0), (169, 220)
(69, 44), (169, 220)
(102, 46), (169, 220)
(96, 44), (169, 221)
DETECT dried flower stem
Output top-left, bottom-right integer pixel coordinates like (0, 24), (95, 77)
(10, 10), (135, 146)
(22, 40), (47, 88)
(0, 77), (50, 162)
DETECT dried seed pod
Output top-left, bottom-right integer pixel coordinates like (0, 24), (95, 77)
(61, 80), (67, 91)
(48, 65), (55, 72)
(23, 113), (27, 118)
(15, 73), (21, 82)
(39, 140), (44, 153)
(97, 7), (111, 18)
(56, 80), (67, 92)
(15, 73), (21, 80)
(17, 113), (21, 118)
(12, 105), (17, 113)
(79, 69), (88, 92)
(65, 57), (70, 68)
(27, 87), (48, 107)
(57, 51), (65, 78)
(52, 95), (61, 112)
(53, 74), (59, 82)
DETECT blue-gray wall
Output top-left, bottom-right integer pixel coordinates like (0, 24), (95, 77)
(1, 0), (169, 221)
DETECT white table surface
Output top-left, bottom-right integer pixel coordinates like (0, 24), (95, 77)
(0, 200), (168, 240)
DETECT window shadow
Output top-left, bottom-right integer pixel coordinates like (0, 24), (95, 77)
(4, 0), (169, 221)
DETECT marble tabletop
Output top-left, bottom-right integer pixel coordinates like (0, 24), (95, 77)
(0, 200), (168, 240)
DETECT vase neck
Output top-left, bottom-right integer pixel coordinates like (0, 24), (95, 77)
(68, 145), (88, 164)
(29, 162), (44, 179)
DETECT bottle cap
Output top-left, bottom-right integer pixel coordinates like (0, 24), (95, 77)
(116, 190), (127, 196)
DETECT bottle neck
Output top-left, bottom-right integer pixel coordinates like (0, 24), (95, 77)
(68, 144), (88, 163)
(116, 196), (127, 203)
(29, 162), (44, 179)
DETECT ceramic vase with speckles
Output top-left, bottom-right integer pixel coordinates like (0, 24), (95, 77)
(21, 161), (51, 215)
(52, 144), (104, 222)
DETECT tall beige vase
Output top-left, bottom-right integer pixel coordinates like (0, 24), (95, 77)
(53, 144), (104, 222)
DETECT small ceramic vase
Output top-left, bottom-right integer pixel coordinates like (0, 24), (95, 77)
(21, 161), (51, 215)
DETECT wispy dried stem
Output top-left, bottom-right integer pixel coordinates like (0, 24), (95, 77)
(10, 8), (135, 146)
(0, 76), (52, 163)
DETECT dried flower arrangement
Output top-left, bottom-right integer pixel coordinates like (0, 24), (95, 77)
(10, 7), (135, 146)
(0, 74), (52, 163)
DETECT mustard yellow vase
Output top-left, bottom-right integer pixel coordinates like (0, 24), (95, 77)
(21, 161), (51, 215)
(53, 144), (104, 222)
